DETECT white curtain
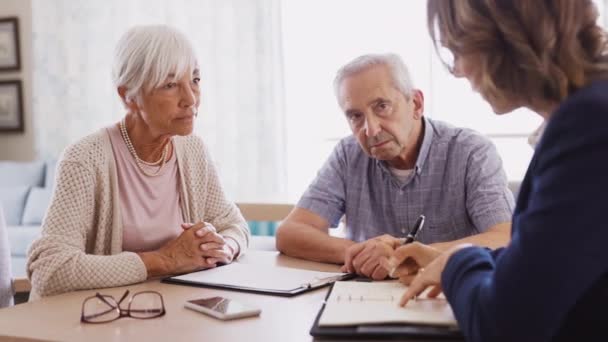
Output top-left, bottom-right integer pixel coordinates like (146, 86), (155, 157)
(31, 0), (287, 202)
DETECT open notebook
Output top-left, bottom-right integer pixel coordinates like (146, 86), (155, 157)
(164, 263), (353, 297)
(310, 281), (461, 339)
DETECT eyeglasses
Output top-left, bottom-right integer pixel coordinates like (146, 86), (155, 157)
(81, 290), (166, 323)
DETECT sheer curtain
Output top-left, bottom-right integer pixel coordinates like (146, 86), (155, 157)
(31, 0), (287, 202)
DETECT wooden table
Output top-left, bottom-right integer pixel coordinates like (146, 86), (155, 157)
(0, 251), (340, 342)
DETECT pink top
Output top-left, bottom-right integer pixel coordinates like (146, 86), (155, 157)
(107, 124), (183, 253)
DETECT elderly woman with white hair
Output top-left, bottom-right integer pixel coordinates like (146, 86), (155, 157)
(27, 25), (250, 299)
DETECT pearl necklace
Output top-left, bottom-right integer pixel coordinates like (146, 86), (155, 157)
(119, 118), (170, 177)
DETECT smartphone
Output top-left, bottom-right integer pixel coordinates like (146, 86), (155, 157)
(184, 296), (261, 320)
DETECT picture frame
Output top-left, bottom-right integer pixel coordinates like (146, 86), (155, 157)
(0, 17), (20, 71)
(0, 80), (24, 132)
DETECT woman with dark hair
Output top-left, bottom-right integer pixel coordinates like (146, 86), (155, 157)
(384, 1), (608, 340)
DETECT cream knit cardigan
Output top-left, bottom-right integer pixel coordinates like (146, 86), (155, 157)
(27, 129), (250, 300)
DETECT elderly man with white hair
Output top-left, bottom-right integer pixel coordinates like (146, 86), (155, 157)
(27, 25), (250, 299)
(277, 53), (514, 281)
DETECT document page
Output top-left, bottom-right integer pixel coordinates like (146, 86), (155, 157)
(319, 281), (457, 327)
(170, 263), (348, 292)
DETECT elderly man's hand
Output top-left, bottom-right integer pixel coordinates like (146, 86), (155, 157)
(340, 234), (400, 280)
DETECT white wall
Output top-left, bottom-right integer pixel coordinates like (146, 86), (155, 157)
(0, 0), (34, 161)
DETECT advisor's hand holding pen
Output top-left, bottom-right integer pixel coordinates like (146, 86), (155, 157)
(390, 243), (473, 307)
(378, 214), (434, 282)
(382, 242), (441, 284)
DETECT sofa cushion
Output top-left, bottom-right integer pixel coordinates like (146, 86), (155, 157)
(0, 186), (30, 225)
(44, 159), (57, 188)
(6, 225), (42, 257)
(0, 161), (45, 187)
(21, 187), (53, 225)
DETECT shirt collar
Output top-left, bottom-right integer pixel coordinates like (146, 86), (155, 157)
(376, 116), (434, 176)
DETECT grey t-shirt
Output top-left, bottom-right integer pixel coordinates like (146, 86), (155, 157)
(297, 117), (515, 243)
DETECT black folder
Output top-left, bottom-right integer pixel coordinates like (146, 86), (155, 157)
(309, 283), (464, 340)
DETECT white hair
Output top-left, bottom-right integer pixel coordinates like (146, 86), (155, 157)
(333, 53), (415, 100)
(112, 25), (198, 102)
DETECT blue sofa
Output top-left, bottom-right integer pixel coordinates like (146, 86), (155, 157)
(0, 160), (55, 277)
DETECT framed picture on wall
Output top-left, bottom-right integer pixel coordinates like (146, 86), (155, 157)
(0, 17), (20, 71)
(0, 80), (24, 132)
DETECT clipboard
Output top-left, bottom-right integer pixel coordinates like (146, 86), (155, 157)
(309, 282), (463, 340)
(163, 263), (355, 297)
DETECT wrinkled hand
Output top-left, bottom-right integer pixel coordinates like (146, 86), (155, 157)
(374, 234), (402, 248)
(182, 222), (237, 265)
(388, 243), (472, 307)
(155, 222), (218, 275)
(341, 235), (400, 280)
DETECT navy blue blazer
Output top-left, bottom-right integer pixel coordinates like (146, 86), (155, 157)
(441, 80), (608, 342)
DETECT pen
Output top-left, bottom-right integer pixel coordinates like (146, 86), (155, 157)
(391, 215), (425, 278)
(399, 214), (425, 246)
